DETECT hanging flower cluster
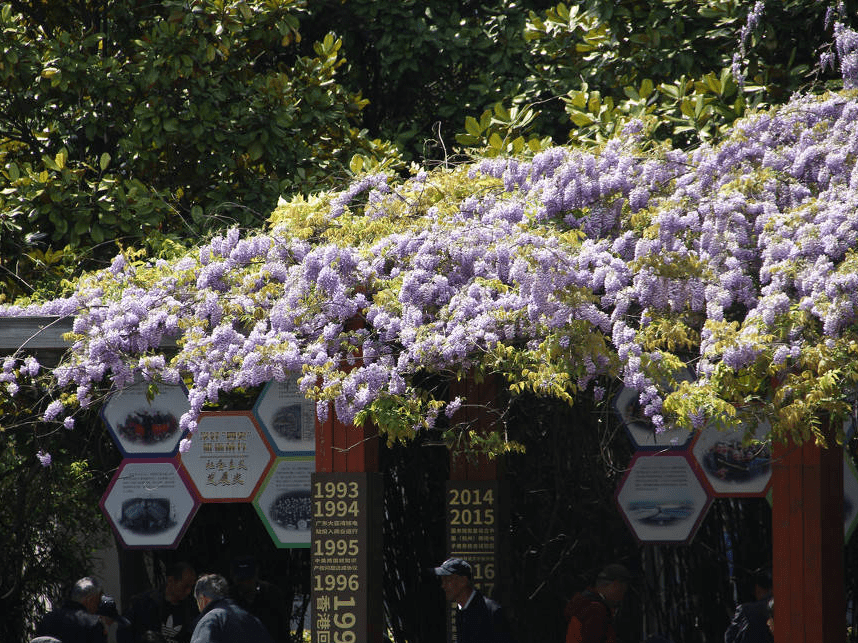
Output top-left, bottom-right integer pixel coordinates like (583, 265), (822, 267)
(3, 85), (858, 455)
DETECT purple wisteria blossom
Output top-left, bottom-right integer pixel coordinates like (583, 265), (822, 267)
(3, 81), (858, 447)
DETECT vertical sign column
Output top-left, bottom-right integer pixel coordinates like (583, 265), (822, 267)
(311, 472), (382, 643)
(445, 480), (502, 640)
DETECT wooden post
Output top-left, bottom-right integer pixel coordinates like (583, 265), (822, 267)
(448, 375), (500, 481)
(310, 314), (384, 643)
(315, 402), (379, 474)
(771, 432), (844, 643)
(311, 406), (383, 643)
(445, 375), (510, 643)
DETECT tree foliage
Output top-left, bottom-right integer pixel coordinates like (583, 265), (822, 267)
(305, 0), (856, 155)
(0, 382), (113, 643)
(0, 0), (400, 300)
(2, 3), (858, 641)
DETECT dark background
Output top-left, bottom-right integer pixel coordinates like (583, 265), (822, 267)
(117, 388), (794, 643)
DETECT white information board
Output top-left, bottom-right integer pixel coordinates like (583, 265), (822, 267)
(100, 459), (199, 549)
(179, 412), (274, 502)
(616, 452), (712, 544)
(253, 378), (317, 455)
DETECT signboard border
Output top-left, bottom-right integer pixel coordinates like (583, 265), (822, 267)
(253, 455), (314, 549)
(614, 450), (713, 545)
(99, 457), (200, 550)
(178, 410), (275, 503)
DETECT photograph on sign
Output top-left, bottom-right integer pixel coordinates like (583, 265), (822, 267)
(101, 380), (189, 457)
(691, 420), (771, 496)
(254, 457), (314, 548)
(616, 453), (711, 544)
(100, 459), (199, 549)
(179, 412), (274, 502)
(614, 386), (694, 450)
(253, 378), (316, 455)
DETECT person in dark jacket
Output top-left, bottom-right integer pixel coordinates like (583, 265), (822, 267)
(434, 558), (516, 643)
(724, 567), (773, 643)
(34, 576), (107, 643)
(119, 561), (198, 643)
(189, 573), (275, 643)
(230, 555), (290, 642)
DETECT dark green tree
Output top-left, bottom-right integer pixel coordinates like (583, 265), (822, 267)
(300, 1), (855, 154)
(0, 384), (116, 643)
(0, 0), (399, 300)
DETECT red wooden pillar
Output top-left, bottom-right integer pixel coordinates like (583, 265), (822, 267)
(445, 375), (509, 642)
(311, 318), (383, 643)
(771, 432), (844, 643)
(315, 402), (379, 473)
(448, 375), (500, 481)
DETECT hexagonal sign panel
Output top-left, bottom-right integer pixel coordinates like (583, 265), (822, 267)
(616, 451), (712, 544)
(845, 453), (858, 543)
(691, 421), (771, 497)
(101, 380), (189, 458)
(253, 378), (316, 455)
(179, 411), (274, 502)
(614, 386), (693, 450)
(100, 459), (199, 549)
(253, 456), (314, 548)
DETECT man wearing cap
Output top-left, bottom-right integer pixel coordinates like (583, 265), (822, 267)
(564, 564), (632, 643)
(230, 555), (290, 643)
(434, 558), (517, 643)
(724, 567), (773, 643)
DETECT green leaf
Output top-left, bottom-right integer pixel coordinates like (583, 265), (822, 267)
(569, 111), (595, 127)
(99, 153), (111, 171)
(54, 149), (67, 170)
(465, 116), (482, 137)
(247, 141), (264, 161)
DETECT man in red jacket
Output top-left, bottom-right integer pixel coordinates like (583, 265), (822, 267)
(564, 564), (633, 643)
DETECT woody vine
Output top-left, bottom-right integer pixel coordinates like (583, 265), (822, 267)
(2, 15), (858, 465)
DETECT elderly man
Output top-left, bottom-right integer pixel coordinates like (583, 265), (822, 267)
(190, 573), (275, 643)
(34, 576), (107, 643)
(434, 558), (517, 643)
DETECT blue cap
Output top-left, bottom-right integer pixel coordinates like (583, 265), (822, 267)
(434, 558), (472, 579)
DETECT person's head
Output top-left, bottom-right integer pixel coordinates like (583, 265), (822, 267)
(752, 567), (772, 601)
(231, 556), (260, 600)
(165, 562), (196, 605)
(434, 558), (474, 606)
(70, 577), (103, 614)
(194, 573), (229, 612)
(594, 564), (633, 609)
